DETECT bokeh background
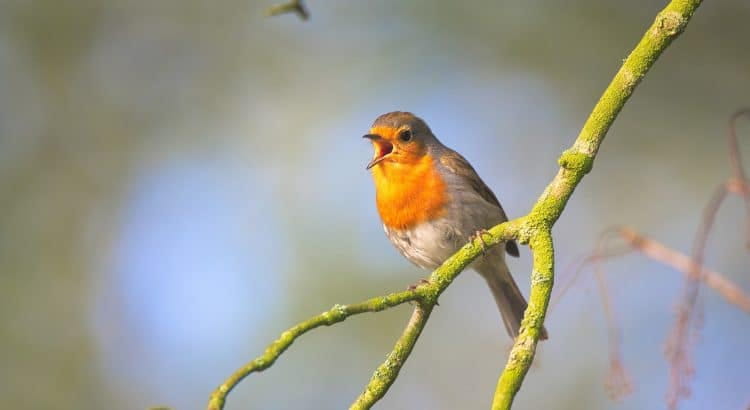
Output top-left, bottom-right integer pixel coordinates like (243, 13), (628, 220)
(1, 1), (749, 409)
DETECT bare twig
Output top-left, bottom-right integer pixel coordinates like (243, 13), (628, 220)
(350, 303), (434, 409)
(666, 109), (750, 410)
(665, 186), (724, 409)
(267, 0), (309, 20)
(550, 231), (633, 311)
(553, 224), (750, 402)
(728, 109), (750, 248)
(592, 230), (633, 400)
(618, 227), (750, 312)
(553, 109), (750, 409)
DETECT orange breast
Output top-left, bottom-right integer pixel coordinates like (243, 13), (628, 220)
(372, 154), (448, 230)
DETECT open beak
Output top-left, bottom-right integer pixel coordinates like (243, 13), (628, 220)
(363, 134), (394, 169)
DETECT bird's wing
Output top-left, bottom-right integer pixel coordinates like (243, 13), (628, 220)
(439, 151), (520, 257)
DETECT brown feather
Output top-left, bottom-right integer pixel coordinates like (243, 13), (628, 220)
(439, 151), (520, 257)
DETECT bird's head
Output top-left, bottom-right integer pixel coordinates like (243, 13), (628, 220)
(363, 111), (437, 170)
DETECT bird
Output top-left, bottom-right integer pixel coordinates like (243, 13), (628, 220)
(363, 111), (548, 340)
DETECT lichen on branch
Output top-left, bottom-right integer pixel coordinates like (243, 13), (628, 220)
(492, 1), (702, 408)
(208, 1), (705, 409)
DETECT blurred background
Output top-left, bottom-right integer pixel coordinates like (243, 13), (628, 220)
(1, 1), (748, 409)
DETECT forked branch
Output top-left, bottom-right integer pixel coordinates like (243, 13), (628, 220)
(208, 1), (704, 409)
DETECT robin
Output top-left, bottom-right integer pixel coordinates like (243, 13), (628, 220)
(363, 111), (548, 340)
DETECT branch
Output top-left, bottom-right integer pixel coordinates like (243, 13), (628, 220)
(207, 288), (422, 410)
(727, 109), (750, 247)
(553, 225), (750, 400)
(591, 249), (634, 400)
(492, 1), (703, 408)
(551, 107), (750, 406)
(267, 0), (309, 20)
(208, 223), (519, 410)
(350, 303), (434, 408)
(210, 1), (705, 408)
(618, 227), (750, 313)
(553, 226), (750, 317)
(491, 232), (554, 408)
(665, 108), (750, 410)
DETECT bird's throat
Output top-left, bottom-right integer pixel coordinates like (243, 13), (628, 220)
(373, 154), (448, 230)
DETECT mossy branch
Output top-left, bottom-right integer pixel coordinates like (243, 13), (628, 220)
(491, 0), (703, 408)
(209, 0), (703, 409)
(350, 303), (434, 409)
(207, 288), (422, 410)
(207, 223), (518, 410)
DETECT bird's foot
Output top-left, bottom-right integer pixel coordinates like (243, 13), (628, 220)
(470, 229), (492, 255)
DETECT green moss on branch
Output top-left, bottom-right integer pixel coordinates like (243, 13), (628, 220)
(491, 1), (703, 409)
(207, 289), (422, 410)
(208, 224), (518, 410)
(211, 1), (704, 409)
(350, 304), (434, 409)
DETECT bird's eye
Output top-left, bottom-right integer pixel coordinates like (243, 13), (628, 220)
(398, 129), (412, 142)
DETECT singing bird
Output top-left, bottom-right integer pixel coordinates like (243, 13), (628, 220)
(364, 111), (547, 340)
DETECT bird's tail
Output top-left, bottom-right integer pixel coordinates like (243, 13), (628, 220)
(478, 258), (549, 340)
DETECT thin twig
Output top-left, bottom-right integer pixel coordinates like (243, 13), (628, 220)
(267, 0), (310, 20)
(550, 234), (633, 311)
(350, 303), (434, 409)
(564, 227), (750, 315)
(564, 109), (750, 409)
(592, 231), (634, 400)
(666, 109), (750, 410)
(728, 109), (750, 248)
(618, 227), (750, 312)
(207, 289), (421, 410)
(665, 186), (726, 409)
(555, 224), (750, 402)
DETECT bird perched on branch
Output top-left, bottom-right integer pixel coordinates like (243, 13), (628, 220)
(363, 111), (547, 340)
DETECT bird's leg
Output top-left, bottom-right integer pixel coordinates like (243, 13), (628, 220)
(470, 229), (492, 255)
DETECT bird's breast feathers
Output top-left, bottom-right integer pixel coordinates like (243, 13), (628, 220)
(373, 153), (448, 230)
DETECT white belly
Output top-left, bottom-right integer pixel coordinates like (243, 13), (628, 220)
(384, 218), (464, 270)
